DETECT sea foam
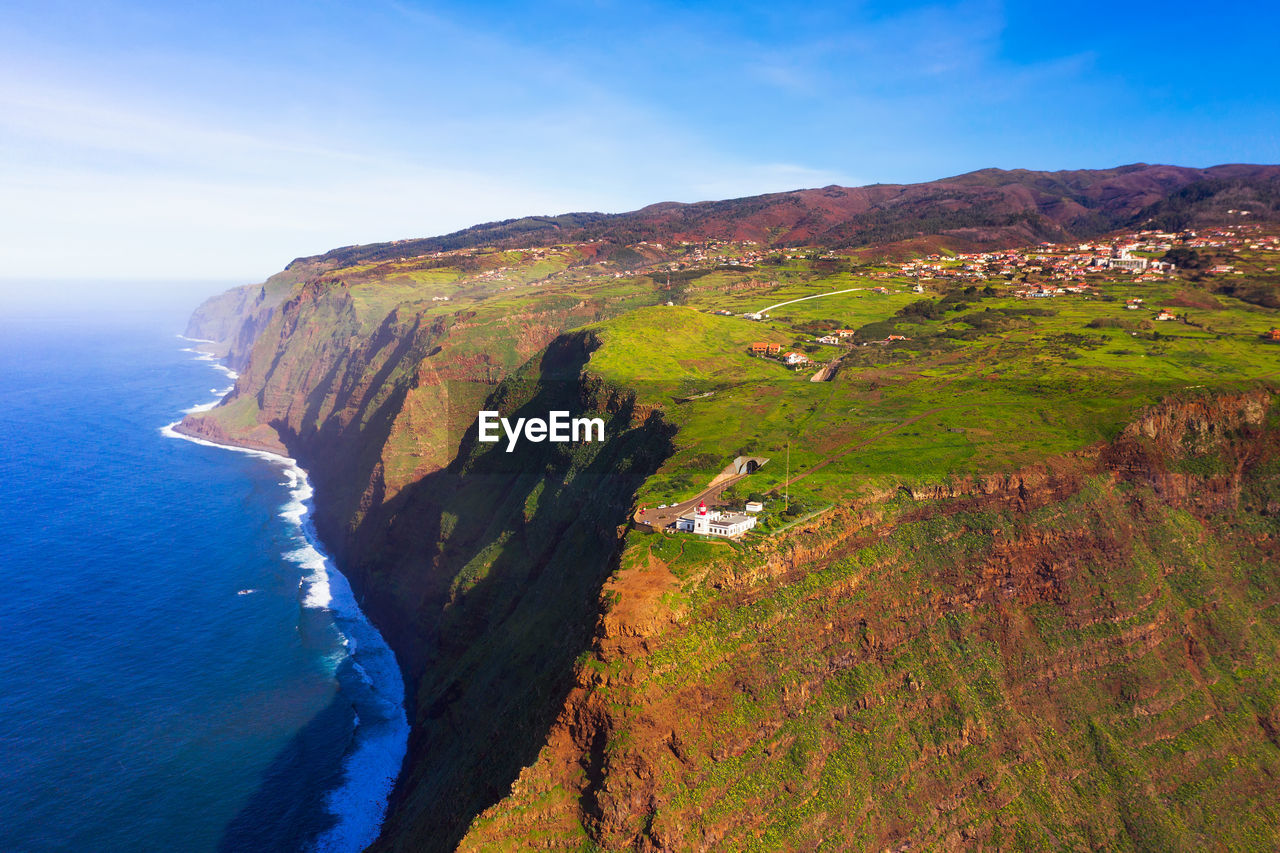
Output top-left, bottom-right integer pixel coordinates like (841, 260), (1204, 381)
(163, 345), (408, 853)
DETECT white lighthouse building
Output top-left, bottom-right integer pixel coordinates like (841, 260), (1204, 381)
(675, 501), (757, 538)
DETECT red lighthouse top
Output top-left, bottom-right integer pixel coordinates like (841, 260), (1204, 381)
(697, 501), (707, 515)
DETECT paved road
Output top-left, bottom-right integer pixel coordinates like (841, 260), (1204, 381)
(633, 462), (756, 530)
(754, 287), (864, 316)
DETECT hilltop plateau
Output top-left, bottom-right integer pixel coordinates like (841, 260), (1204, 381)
(180, 164), (1280, 851)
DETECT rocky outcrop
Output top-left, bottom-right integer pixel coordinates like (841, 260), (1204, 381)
(1104, 388), (1273, 513)
(173, 408), (285, 455)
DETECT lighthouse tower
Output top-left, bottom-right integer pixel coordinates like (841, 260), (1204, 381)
(693, 500), (710, 535)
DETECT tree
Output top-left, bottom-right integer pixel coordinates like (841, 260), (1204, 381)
(1162, 247), (1204, 270)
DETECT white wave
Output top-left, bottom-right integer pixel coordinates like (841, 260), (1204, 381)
(181, 385), (235, 414)
(162, 398), (409, 853)
(177, 334), (216, 343)
(237, 589), (258, 595)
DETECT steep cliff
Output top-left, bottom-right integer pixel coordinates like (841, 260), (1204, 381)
(178, 257), (681, 849)
(354, 335), (678, 851)
(185, 291), (680, 849)
(184, 259), (331, 370)
(460, 391), (1280, 850)
(180, 259), (667, 542)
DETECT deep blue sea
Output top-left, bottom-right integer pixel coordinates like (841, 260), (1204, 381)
(0, 294), (406, 853)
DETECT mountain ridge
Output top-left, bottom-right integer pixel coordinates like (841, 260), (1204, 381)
(287, 162), (1280, 270)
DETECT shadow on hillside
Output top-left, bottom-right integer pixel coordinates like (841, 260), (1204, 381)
(338, 333), (676, 852)
(272, 308), (432, 550)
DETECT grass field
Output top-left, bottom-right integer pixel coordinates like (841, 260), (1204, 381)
(581, 250), (1280, 510)
(264, 232), (1280, 513)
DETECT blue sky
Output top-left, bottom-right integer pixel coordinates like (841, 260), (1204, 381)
(3, 0), (1278, 280)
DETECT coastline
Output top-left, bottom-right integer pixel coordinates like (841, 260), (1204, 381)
(164, 342), (409, 853)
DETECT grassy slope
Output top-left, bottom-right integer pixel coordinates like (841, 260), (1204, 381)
(579, 261), (1278, 517)
(460, 407), (1280, 852)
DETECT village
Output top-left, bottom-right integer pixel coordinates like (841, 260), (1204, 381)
(715, 223), (1280, 371)
(339, 222), (1280, 369)
(889, 225), (1279, 289)
(337, 222), (1280, 319)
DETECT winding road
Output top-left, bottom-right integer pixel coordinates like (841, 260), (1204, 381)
(754, 287), (864, 316)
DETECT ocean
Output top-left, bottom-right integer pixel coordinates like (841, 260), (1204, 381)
(0, 296), (407, 852)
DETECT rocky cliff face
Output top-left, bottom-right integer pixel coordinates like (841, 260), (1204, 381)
(178, 272), (680, 849)
(355, 340), (679, 851)
(458, 391), (1280, 851)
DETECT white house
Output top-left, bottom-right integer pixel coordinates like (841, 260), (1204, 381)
(675, 501), (757, 538)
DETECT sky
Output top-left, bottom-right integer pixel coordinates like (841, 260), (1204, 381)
(2, 0), (1278, 282)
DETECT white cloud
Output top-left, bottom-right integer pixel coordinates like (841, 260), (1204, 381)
(0, 55), (859, 279)
(5, 0), (1111, 281)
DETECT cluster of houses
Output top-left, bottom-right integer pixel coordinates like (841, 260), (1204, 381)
(814, 329), (858, 344)
(965, 244), (1173, 282)
(1014, 283), (1093, 299)
(891, 226), (1276, 288)
(376, 225), (1278, 310)
(749, 326), (911, 364)
(750, 342), (802, 363)
(1122, 298), (1177, 321)
(655, 239), (769, 272)
(748, 342), (812, 366)
(1183, 227), (1278, 251)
